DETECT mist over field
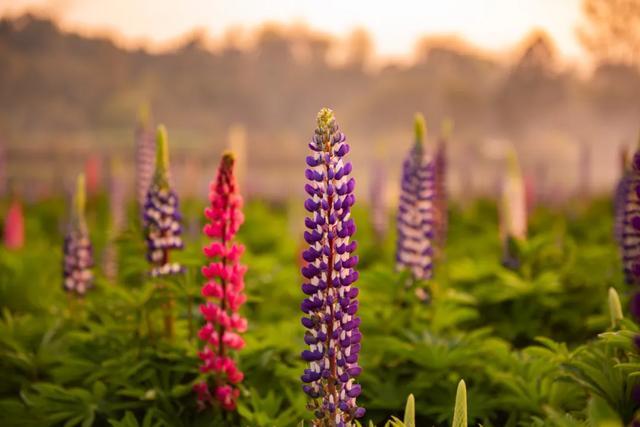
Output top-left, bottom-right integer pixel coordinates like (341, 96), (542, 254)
(1, 9), (638, 201)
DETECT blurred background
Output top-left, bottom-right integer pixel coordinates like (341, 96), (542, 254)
(0, 0), (638, 203)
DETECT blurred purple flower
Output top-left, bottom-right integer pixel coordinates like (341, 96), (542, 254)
(614, 146), (629, 246)
(395, 113), (435, 281)
(143, 126), (184, 278)
(621, 142), (640, 331)
(63, 174), (93, 296)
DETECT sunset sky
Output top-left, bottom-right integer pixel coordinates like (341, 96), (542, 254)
(2, 0), (586, 62)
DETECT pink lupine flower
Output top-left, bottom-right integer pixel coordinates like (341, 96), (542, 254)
(84, 155), (102, 196)
(195, 152), (247, 412)
(3, 199), (24, 250)
(433, 119), (452, 255)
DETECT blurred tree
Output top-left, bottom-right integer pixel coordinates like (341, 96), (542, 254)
(344, 27), (373, 70)
(496, 30), (567, 137)
(514, 31), (557, 75)
(578, 0), (640, 67)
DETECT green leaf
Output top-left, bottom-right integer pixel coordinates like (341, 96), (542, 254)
(587, 395), (623, 427)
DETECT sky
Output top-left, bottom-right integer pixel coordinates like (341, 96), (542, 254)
(1, 0), (586, 63)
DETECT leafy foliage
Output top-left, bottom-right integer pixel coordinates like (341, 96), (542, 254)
(0, 197), (637, 426)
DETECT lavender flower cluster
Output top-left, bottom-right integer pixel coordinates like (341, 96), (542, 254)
(395, 114), (435, 281)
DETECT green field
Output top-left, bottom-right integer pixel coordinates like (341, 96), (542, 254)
(1, 194), (637, 426)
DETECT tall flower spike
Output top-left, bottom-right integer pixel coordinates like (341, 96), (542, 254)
(104, 157), (126, 280)
(143, 125), (184, 277)
(369, 152), (388, 242)
(614, 146), (630, 246)
(433, 119), (452, 256)
(396, 113), (435, 281)
(63, 174), (94, 296)
(500, 149), (527, 269)
(135, 105), (155, 215)
(301, 108), (365, 426)
(622, 136), (640, 322)
(3, 198), (24, 250)
(84, 155), (102, 196)
(196, 152), (247, 412)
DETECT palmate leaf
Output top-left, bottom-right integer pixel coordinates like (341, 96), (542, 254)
(237, 388), (300, 427)
(587, 395), (623, 427)
(560, 327), (638, 423)
(21, 382), (103, 427)
(108, 409), (164, 427)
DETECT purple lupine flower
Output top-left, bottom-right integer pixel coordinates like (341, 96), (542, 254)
(135, 108), (155, 215)
(614, 146), (629, 246)
(433, 119), (452, 255)
(396, 113), (435, 281)
(143, 125), (184, 278)
(300, 108), (365, 426)
(622, 145), (640, 321)
(63, 174), (94, 296)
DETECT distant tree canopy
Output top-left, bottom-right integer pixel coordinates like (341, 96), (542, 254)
(0, 14), (639, 198)
(579, 0), (640, 68)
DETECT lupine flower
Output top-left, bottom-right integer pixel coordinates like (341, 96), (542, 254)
(614, 146), (630, 246)
(300, 108), (365, 426)
(195, 152), (247, 411)
(135, 107), (155, 214)
(84, 155), (102, 196)
(433, 119), (452, 255)
(143, 125), (184, 277)
(622, 144), (640, 323)
(3, 198), (24, 250)
(623, 145), (640, 415)
(369, 157), (388, 241)
(63, 174), (93, 296)
(396, 113), (435, 281)
(500, 149), (527, 269)
(103, 157), (126, 280)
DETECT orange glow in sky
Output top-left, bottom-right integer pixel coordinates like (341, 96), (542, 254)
(2, 0), (585, 62)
